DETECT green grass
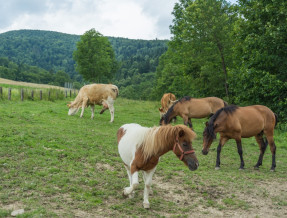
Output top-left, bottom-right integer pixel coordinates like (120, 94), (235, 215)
(0, 98), (287, 217)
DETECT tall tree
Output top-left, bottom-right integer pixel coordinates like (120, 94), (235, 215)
(155, 0), (236, 99)
(73, 29), (118, 83)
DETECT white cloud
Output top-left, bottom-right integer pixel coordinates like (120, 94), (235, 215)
(0, 0), (177, 39)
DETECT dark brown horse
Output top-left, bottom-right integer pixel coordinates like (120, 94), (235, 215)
(160, 96), (227, 128)
(202, 105), (277, 171)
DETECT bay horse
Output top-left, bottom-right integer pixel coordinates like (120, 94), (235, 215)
(117, 123), (198, 209)
(160, 96), (227, 128)
(202, 105), (277, 171)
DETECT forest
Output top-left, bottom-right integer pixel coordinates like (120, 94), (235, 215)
(0, 0), (286, 121)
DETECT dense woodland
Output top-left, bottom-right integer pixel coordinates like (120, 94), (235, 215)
(0, 0), (287, 121)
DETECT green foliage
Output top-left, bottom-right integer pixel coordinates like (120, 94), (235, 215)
(154, 0), (236, 99)
(73, 29), (118, 83)
(0, 57), (72, 86)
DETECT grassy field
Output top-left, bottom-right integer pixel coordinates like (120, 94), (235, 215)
(1, 98), (287, 217)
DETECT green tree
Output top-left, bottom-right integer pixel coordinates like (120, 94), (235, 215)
(155, 0), (236, 99)
(73, 29), (118, 83)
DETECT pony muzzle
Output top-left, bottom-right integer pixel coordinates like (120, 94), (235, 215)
(202, 149), (209, 155)
(185, 156), (199, 171)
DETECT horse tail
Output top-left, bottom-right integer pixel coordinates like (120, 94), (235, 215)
(274, 113), (278, 127)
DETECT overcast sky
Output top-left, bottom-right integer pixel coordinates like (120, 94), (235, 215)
(0, 0), (237, 40)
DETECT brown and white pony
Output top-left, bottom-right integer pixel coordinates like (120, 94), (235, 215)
(160, 96), (227, 128)
(117, 123), (198, 209)
(202, 105), (277, 171)
(159, 93), (176, 118)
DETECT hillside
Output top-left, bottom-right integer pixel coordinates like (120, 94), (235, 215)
(0, 30), (168, 82)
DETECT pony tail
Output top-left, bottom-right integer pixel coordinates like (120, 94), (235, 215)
(274, 113), (278, 127)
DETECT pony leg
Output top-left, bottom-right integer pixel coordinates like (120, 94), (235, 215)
(100, 102), (109, 114)
(188, 118), (193, 129)
(236, 139), (245, 170)
(123, 165), (134, 198)
(80, 97), (88, 118)
(104, 97), (115, 122)
(265, 134), (276, 171)
(90, 105), (95, 119)
(123, 170), (139, 196)
(215, 137), (228, 170)
(254, 133), (268, 169)
(142, 167), (156, 209)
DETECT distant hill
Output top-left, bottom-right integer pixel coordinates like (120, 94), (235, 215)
(0, 30), (168, 81)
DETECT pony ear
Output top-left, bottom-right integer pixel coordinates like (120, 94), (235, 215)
(179, 129), (185, 138)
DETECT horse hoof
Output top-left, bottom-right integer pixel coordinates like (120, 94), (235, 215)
(239, 168), (244, 170)
(254, 166), (259, 170)
(143, 203), (150, 209)
(123, 187), (132, 196)
(215, 167), (220, 170)
(270, 169), (275, 172)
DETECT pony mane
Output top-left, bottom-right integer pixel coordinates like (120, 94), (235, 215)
(204, 105), (238, 141)
(140, 124), (196, 162)
(160, 96), (192, 124)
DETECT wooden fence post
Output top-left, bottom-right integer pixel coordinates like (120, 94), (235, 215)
(65, 90), (67, 98)
(21, 89), (24, 101)
(8, 88), (11, 100)
(31, 90), (34, 100)
(0, 87), (2, 98)
(48, 91), (51, 100)
(40, 90), (42, 100)
(70, 90), (72, 97)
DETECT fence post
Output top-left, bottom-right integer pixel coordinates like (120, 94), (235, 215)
(48, 90), (51, 100)
(40, 90), (42, 100)
(65, 90), (67, 98)
(0, 87), (2, 98)
(8, 88), (11, 100)
(21, 89), (24, 101)
(31, 90), (34, 100)
(70, 90), (72, 97)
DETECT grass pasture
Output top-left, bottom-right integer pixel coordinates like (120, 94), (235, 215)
(0, 98), (287, 217)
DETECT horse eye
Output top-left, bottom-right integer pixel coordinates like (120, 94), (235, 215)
(183, 142), (188, 147)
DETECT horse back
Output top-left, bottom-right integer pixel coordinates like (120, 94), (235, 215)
(234, 105), (276, 137)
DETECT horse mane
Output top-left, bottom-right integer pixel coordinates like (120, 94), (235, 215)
(140, 124), (196, 162)
(160, 96), (192, 125)
(203, 105), (238, 141)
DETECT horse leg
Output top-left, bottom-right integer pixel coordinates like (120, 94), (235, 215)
(100, 102), (109, 114)
(236, 139), (245, 170)
(90, 105), (95, 119)
(105, 97), (115, 122)
(80, 97), (88, 118)
(215, 137), (228, 170)
(254, 133), (268, 169)
(142, 167), (156, 209)
(123, 170), (139, 196)
(188, 118), (193, 129)
(123, 165), (134, 198)
(265, 133), (276, 171)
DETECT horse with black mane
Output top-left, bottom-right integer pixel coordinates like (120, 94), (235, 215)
(160, 96), (227, 128)
(202, 105), (277, 171)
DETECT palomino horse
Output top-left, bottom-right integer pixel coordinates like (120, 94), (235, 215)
(202, 105), (277, 171)
(117, 123), (198, 209)
(159, 93), (176, 118)
(160, 96), (227, 128)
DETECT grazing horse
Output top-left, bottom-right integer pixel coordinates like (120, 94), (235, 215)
(117, 123), (198, 209)
(202, 105), (277, 171)
(160, 96), (227, 128)
(159, 93), (176, 118)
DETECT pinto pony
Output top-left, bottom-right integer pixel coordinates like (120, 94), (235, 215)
(160, 96), (227, 128)
(159, 93), (176, 118)
(202, 105), (277, 171)
(117, 123), (198, 209)
(67, 84), (119, 122)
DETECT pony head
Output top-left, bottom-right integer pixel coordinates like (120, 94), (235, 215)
(172, 125), (199, 171)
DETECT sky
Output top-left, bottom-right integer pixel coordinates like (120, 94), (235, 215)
(0, 0), (237, 40)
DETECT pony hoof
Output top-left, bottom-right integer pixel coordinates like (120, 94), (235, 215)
(215, 167), (220, 170)
(123, 187), (132, 196)
(143, 203), (150, 209)
(128, 192), (135, 199)
(270, 169), (275, 172)
(239, 168), (244, 170)
(254, 166), (259, 170)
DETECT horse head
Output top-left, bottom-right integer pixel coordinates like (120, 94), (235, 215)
(173, 127), (199, 171)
